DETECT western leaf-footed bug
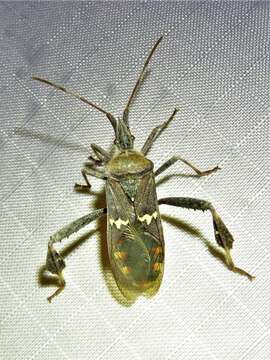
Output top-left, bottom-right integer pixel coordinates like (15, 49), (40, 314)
(33, 36), (254, 302)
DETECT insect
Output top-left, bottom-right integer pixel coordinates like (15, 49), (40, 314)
(33, 36), (254, 302)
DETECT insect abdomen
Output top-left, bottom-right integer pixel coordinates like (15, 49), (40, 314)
(106, 162), (165, 299)
(112, 223), (164, 297)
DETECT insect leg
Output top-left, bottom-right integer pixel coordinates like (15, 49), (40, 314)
(158, 197), (255, 280)
(141, 108), (178, 155)
(91, 144), (110, 162)
(74, 164), (106, 192)
(88, 156), (103, 167)
(155, 156), (220, 177)
(46, 208), (107, 302)
(86, 144), (110, 168)
(74, 169), (93, 192)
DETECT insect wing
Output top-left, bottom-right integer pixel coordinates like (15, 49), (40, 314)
(106, 173), (164, 299)
(134, 172), (165, 297)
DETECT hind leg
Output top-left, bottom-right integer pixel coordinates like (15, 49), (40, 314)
(158, 197), (254, 280)
(46, 208), (107, 301)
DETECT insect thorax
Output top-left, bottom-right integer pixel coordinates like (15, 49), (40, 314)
(106, 150), (153, 201)
(107, 150), (153, 177)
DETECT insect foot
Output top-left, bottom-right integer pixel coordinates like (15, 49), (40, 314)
(46, 244), (66, 302)
(211, 208), (255, 281)
(74, 182), (91, 193)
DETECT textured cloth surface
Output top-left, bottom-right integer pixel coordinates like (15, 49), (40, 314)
(0, 2), (269, 360)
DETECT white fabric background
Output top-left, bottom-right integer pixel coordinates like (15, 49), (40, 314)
(0, 1), (269, 359)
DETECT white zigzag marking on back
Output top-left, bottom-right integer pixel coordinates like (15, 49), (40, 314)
(109, 218), (129, 229)
(138, 211), (158, 225)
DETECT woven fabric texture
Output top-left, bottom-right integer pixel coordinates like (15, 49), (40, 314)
(0, 2), (269, 360)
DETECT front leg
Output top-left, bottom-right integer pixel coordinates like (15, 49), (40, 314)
(155, 156), (220, 177)
(141, 109), (178, 156)
(158, 197), (254, 280)
(46, 208), (107, 302)
(74, 164), (107, 192)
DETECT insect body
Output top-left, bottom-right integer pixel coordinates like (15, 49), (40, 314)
(106, 150), (164, 298)
(34, 36), (254, 302)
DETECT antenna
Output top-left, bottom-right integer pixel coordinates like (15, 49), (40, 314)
(32, 76), (117, 131)
(123, 36), (163, 125)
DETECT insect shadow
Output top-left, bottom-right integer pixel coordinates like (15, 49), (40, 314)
(17, 127), (134, 305)
(38, 172), (231, 306)
(161, 214), (232, 270)
(14, 127), (90, 155)
(37, 185), (135, 306)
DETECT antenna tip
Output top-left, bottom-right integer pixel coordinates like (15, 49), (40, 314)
(32, 75), (41, 82)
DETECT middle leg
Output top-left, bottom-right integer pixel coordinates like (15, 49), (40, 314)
(155, 156), (220, 177)
(158, 197), (254, 280)
(46, 208), (107, 301)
